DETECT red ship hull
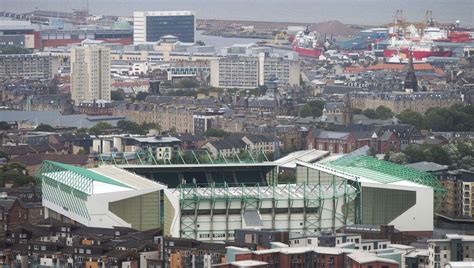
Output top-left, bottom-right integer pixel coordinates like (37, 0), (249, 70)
(384, 49), (453, 60)
(292, 45), (323, 58)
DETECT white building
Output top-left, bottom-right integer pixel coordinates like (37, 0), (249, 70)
(210, 52), (300, 89)
(70, 40), (111, 103)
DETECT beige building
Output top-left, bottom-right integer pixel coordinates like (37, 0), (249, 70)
(210, 52), (300, 89)
(70, 41), (111, 103)
(428, 234), (474, 267)
(0, 54), (56, 79)
(155, 105), (197, 133)
(350, 91), (462, 115)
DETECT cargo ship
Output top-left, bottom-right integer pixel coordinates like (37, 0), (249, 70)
(292, 27), (323, 58)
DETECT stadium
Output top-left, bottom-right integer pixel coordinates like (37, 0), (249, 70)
(36, 151), (445, 241)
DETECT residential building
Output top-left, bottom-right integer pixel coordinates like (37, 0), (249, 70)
(162, 237), (227, 268)
(210, 53), (300, 89)
(0, 54), (54, 79)
(91, 135), (181, 162)
(210, 55), (260, 89)
(170, 133), (206, 150)
(233, 247), (350, 268)
(428, 234), (474, 268)
(0, 197), (43, 240)
(70, 41), (111, 103)
(156, 105), (196, 133)
(350, 91), (462, 115)
(133, 11), (195, 43)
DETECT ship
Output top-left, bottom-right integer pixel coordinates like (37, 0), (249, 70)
(292, 26), (324, 58)
(384, 44), (453, 60)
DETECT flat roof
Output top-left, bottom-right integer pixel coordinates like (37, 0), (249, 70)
(230, 260), (268, 267)
(347, 252), (399, 265)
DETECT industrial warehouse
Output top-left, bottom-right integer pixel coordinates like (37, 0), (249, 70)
(36, 150), (445, 241)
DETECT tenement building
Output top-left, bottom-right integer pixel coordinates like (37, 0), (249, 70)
(350, 91), (463, 114)
(0, 54), (55, 79)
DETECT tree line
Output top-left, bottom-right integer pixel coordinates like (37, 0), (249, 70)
(397, 104), (474, 132)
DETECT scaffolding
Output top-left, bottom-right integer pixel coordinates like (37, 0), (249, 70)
(175, 180), (361, 241)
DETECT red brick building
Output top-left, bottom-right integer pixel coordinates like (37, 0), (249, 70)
(234, 247), (347, 268)
(307, 129), (356, 154)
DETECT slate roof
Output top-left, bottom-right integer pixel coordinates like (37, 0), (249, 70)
(322, 85), (360, 95)
(315, 130), (351, 140)
(324, 102), (346, 110)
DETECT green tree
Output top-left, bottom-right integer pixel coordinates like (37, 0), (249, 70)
(117, 120), (143, 134)
(363, 109), (377, 119)
(385, 151), (407, 164)
(397, 110), (424, 127)
(352, 108), (363, 115)
(111, 88), (125, 101)
(204, 128), (228, 137)
(300, 100), (325, 118)
(403, 145), (428, 163)
(427, 146), (451, 166)
(35, 123), (55, 132)
(178, 78), (199, 89)
(0, 163), (34, 186)
(89, 122), (113, 135)
(375, 106), (394, 120)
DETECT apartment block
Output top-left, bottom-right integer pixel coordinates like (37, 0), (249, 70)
(0, 54), (54, 79)
(70, 41), (111, 103)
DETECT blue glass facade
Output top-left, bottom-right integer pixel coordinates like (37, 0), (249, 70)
(146, 15), (195, 43)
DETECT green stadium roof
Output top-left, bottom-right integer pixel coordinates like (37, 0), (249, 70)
(37, 161), (131, 194)
(323, 156), (446, 194)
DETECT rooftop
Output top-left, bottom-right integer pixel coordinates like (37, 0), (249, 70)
(347, 252), (399, 265)
(405, 161), (449, 173)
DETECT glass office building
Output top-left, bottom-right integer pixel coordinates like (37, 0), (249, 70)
(134, 11), (195, 44)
